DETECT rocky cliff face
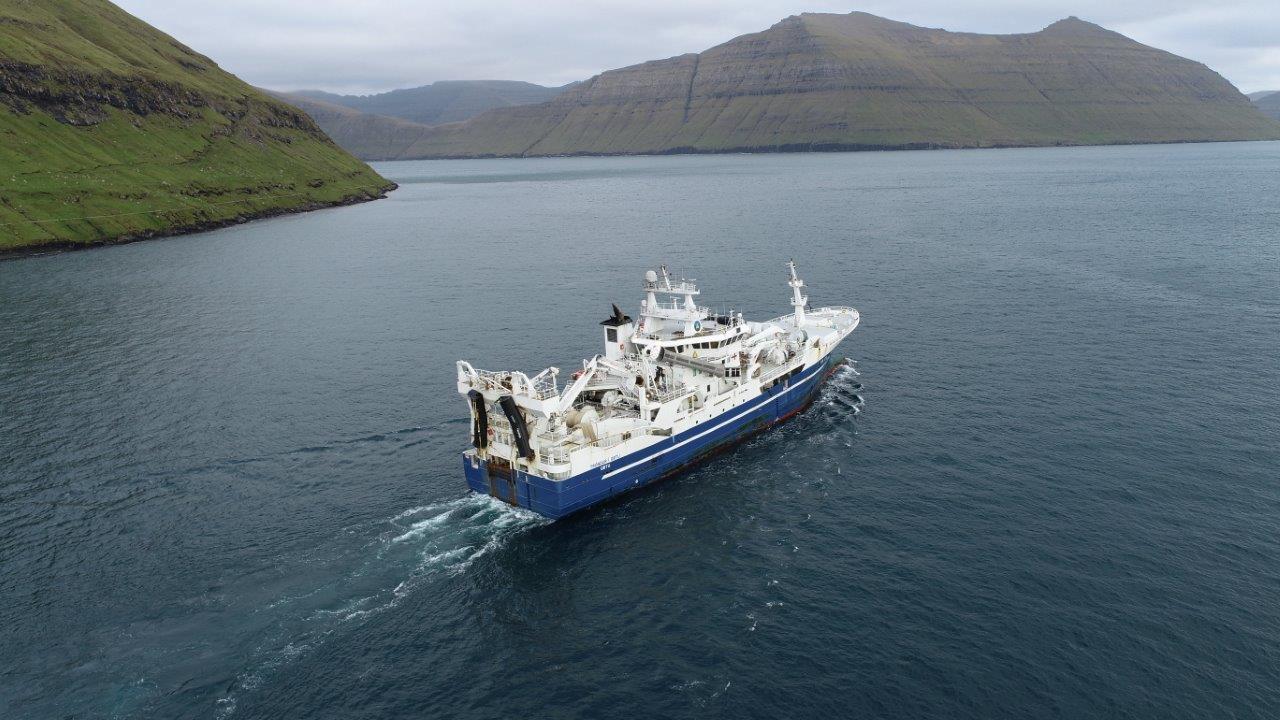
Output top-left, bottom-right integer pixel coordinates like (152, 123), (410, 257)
(0, 0), (394, 252)
(1, 60), (207, 124)
(400, 13), (1280, 158)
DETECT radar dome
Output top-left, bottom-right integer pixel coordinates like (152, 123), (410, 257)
(644, 270), (658, 283)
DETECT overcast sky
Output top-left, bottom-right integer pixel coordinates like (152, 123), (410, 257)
(115, 1), (1280, 95)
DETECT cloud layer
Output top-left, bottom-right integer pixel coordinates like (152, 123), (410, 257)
(115, 0), (1280, 94)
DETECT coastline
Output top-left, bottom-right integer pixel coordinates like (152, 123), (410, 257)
(374, 135), (1280, 162)
(0, 184), (397, 262)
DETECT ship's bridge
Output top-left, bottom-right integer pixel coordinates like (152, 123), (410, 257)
(639, 297), (710, 322)
(631, 311), (745, 344)
(639, 265), (709, 337)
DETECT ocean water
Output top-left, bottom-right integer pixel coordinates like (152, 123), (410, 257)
(2, 142), (1279, 719)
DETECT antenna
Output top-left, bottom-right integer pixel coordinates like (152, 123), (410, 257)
(787, 259), (807, 325)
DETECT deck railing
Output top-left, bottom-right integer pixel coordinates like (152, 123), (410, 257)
(764, 306), (856, 326)
(461, 366), (560, 400)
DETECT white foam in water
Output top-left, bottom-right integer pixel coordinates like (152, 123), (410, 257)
(374, 494), (550, 605)
(390, 510), (455, 543)
(389, 494), (546, 560)
(817, 363), (865, 421)
(389, 504), (434, 522)
(218, 493), (548, 716)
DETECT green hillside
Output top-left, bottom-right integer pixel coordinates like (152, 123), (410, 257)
(0, 0), (395, 253)
(401, 13), (1280, 158)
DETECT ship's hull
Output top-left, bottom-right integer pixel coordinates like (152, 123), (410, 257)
(462, 354), (838, 519)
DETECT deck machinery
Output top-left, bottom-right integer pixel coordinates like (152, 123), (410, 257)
(457, 261), (859, 518)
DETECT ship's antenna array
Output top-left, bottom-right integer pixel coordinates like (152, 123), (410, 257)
(787, 259), (808, 326)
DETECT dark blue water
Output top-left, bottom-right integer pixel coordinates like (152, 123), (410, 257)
(3, 143), (1279, 719)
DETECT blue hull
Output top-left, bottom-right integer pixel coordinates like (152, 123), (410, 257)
(463, 355), (837, 519)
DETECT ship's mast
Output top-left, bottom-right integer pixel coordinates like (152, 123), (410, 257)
(787, 259), (808, 326)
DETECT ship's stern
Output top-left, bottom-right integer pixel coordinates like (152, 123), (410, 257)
(461, 451), (573, 519)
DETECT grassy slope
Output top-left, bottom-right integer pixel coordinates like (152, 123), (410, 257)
(401, 14), (1280, 158)
(0, 0), (394, 251)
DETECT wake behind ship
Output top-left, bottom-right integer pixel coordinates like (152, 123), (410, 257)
(457, 262), (859, 519)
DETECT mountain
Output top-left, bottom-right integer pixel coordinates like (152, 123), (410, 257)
(0, 0), (394, 253)
(1246, 91), (1277, 101)
(1253, 93), (1280, 120)
(269, 82), (574, 160)
(291, 80), (567, 126)
(265, 90), (436, 160)
(398, 13), (1280, 159)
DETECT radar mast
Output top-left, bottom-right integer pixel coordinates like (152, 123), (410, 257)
(787, 259), (808, 326)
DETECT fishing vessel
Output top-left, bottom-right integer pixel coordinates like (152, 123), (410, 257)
(456, 261), (859, 519)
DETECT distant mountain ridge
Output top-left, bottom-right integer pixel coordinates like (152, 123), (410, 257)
(264, 90), (436, 160)
(1253, 92), (1280, 120)
(0, 0), (393, 252)
(292, 80), (567, 126)
(397, 13), (1280, 159)
(268, 80), (571, 160)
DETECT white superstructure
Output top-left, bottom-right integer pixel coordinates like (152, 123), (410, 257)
(457, 261), (859, 483)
